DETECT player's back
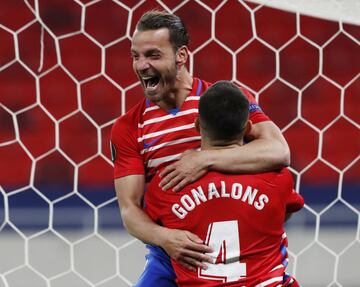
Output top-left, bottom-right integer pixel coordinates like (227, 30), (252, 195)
(146, 168), (303, 287)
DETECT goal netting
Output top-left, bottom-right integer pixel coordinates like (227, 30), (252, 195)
(0, 0), (359, 286)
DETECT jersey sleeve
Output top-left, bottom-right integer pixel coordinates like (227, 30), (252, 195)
(286, 189), (305, 213)
(110, 112), (144, 179)
(239, 87), (270, 124)
(277, 168), (305, 213)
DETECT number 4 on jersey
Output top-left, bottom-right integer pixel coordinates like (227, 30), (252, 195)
(199, 220), (247, 282)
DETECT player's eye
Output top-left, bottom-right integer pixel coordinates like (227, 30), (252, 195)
(150, 54), (160, 59)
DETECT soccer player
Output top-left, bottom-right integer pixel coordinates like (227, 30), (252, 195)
(145, 80), (304, 287)
(111, 10), (290, 287)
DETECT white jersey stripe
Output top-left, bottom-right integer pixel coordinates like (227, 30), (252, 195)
(147, 147), (201, 168)
(255, 276), (283, 287)
(138, 109), (198, 128)
(142, 96), (199, 116)
(269, 264), (284, 272)
(137, 123), (195, 142)
(185, 96), (200, 101)
(143, 105), (160, 114)
(147, 153), (182, 168)
(141, 136), (201, 154)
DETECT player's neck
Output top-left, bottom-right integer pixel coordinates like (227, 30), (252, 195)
(201, 139), (244, 151)
(158, 69), (192, 110)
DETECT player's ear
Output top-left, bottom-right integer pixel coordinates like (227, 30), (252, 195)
(176, 46), (188, 67)
(194, 117), (200, 132)
(244, 120), (252, 136)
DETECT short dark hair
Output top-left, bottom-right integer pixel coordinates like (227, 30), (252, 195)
(136, 10), (189, 50)
(199, 81), (249, 143)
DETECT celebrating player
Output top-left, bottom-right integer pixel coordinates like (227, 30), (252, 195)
(145, 80), (304, 287)
(110, 10), (290, 287)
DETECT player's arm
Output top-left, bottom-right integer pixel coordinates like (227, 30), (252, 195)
(115, 174), (159, 244)
(160, 120), (290, 191)
(279, 169), (304, 222)
(209, 120), (290, 173)
(115, 175), (213, 271)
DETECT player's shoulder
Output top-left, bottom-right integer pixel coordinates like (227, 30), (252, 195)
(278, 167), (292, 177)
(275, 167), (294, 186)
(194, 77), (211, 91)
(243, 168), (291, 187)
(112, 98), (147, 131)
(256, 168), (294, 192)
(199, 78), (212, 89)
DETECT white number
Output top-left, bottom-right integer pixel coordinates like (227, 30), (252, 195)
(198, 220), (246, 282)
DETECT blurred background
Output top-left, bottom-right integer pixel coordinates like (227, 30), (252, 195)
(0, 0), (359, 286)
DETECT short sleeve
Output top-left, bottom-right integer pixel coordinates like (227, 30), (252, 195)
(110, 113), (144, 179)
(240, 87), (270, 124)
(277, 168), (304, 213)
(286, 189), (305, 213)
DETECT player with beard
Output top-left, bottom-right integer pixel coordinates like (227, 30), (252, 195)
(111, 10), (290, 287)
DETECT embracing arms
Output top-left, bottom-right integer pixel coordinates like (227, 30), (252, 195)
(160, 120), (290, 191)
(115, 174), (212, 271)
(112, 113), (212, 271)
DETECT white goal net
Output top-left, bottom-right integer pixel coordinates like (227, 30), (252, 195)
(0, 0), (359, 286)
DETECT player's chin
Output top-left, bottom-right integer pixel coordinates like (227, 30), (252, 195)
(145, 91), (163, 104)
(145, 87), (165, 102)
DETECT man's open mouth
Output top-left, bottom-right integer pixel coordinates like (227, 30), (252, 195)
(143, 76), (160, 89)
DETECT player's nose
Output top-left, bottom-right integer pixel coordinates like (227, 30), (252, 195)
(135, 57), (151, 72)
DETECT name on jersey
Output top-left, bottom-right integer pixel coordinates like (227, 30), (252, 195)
(172, 181), (269, 219)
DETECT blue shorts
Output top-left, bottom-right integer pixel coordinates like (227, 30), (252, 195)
(134, 245), (177, 287)
(133, 244), (289, 286)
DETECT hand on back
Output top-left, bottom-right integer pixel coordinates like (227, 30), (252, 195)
(160, 150), (210, 192)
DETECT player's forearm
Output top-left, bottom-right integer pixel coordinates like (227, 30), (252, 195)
(120, 204), (168, 246)
(207, 138), (290, 173)
(115, 175), (168, 246)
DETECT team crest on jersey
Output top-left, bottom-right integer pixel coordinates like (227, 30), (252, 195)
(110, 141), (116, 162)
(249, 103), (262, 113)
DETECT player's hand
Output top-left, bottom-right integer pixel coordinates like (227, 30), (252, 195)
(159, 228), (213, 272)
(159, 150), (210, 192)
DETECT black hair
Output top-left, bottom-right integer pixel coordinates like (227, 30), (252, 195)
(136, 10), (189, 50)
(199, 81), (249, 143)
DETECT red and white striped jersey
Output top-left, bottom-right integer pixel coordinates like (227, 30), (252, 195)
(111, 78), (269, 181)
(145, 168), (304, 287)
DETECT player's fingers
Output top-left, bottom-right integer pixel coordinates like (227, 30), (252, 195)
(186, 231), (204, 244)
(187, 233), (213, 252)
(172, 178), (189, 192)
(172, 168), (206, 192)
(159, 170), (179, 188)
(182, 249), (213, 264)
(161, 173), (183, 191)
(189, 243), (213, 255)
(159, 164), (176, 178)
(180, 255), (209, 270)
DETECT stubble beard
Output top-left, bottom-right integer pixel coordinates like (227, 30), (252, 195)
(145, 62), (178, 105)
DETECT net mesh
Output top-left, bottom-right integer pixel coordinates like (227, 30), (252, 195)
(0, 0), (359, 286)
